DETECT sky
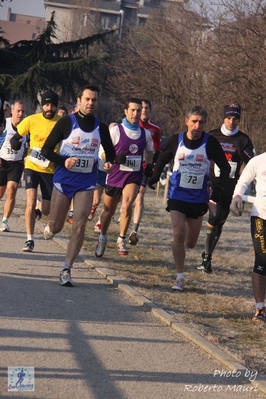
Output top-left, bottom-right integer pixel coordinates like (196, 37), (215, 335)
(0, 0), (45, 20)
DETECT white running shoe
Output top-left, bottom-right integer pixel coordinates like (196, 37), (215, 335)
(171, 278), (185, 291)
(0, 221), (10, 232)
(43, 224), (54, 240)
(59, 269), (74, 287)
(117, 237), (128, 255)
(95, 237), (107, 258)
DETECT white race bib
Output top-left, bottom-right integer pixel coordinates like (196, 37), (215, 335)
(214, 161), (236, 179)
(70, 155), (94, 173)
(179, 172), (204, 189)
(120, 155), (141, 172)
(29, 147), (50, 167)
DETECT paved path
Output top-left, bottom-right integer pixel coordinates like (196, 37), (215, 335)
(0, 187), (266, 398)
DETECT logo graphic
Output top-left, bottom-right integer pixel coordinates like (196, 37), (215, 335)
(129, 144), (138, 154)
(8, 367), (34, 392)
(196, 154), (204, 162)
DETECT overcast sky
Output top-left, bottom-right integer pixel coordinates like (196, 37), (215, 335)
(0, 0), (45, 20)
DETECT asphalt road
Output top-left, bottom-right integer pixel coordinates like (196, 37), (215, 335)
(0, 186), (265, 399)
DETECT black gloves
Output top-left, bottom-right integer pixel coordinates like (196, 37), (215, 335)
(144, 163), (153, 177)
(115, 152), (127, 164)
(153, 151), (160, 164)
(210, 185), (223, 203)
(10, 135), (22, 151)
(148, 176), (159, 190)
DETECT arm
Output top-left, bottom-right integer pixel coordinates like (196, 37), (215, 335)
(99, 122), (116, 163)
(241, 135), (256, 165)
(41, 117), (72, 166)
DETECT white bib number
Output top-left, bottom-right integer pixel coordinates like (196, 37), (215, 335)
(70, 155), (94, 173)
(120, 156), (141, 172)
(214, 161), (237, 179)
(179, 173), (204, 189)
(29, 147), (49, 167)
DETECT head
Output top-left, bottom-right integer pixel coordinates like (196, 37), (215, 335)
(223, 103), (241, 131)
(57, 106), (68, 118)
(41, 89), (58, 119)
(11, 100), (25, 126)
(184, 105), (208, 140)
(71, 103), (78, 113)
(4, 101), (11, 118)
(77, 85), (100, 116)
(140, 99), (151, 122)
(124, 98), (142, 124)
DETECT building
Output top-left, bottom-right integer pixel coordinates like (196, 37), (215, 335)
(44, 0), (188, 42)
(0, 8), (45, 44)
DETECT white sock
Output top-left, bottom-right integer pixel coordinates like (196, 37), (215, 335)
(177, 273), (185, 280)
(27, 235), (34, 241)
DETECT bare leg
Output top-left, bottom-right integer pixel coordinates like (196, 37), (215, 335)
(3, 181), (18, 218)
(66, 190), (93, 266)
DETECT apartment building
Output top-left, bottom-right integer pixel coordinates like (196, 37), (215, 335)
(44, 0), (188, 42)
(0, 8), (45, 44)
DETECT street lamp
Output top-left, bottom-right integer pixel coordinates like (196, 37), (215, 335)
(119, 9), (124, 41)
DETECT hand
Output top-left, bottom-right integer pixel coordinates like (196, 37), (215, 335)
(144, 163), (153, 177)
(115, 152), (127, 164)
(65, 157), (78, 169)
(148, 176), (158, 190)
(230, 195), (243, 216)
(10, 136), (22, 151)
(104, 161), (113, 174)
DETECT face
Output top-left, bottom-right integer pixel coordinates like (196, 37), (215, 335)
(57, 109), (67, 117)
(4, 105), (11, 118)
(78, 89), (98, 116)
(125, 102), (141, 124)
(185, 114), (206, 140)
(224, 116), (239, 131)
(141, 101), (151, 122)
(11, 102), (25, 126)
(42, 103), (57, 119)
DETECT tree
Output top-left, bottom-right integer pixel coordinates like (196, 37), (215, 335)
(0, 11), (116, 109)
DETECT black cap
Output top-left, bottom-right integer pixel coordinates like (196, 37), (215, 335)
(224, 103), (241, 119)
(41, 89), (58, 107)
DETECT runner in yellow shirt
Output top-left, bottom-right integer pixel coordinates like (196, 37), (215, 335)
(10, 89), (60, 252)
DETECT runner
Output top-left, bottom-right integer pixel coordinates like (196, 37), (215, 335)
(10, 89), (60, 252)
(148, 105), (230, 291)
(41, 85), (115, 287)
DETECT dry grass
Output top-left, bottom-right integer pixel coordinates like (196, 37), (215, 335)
(78, 188), (266, 376)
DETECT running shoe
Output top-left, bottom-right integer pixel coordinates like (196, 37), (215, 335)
(88, 206), (97, 221)
(197, 252), (212, 274)
(67, 216), (73, 225)
(35, 209), (42, 220)
(94, 222), (101, 233)
(252, 308), (266, 323)
(95, 237), (107, 258)
(171, 278), (185, 291)
(43, 224), (54, 240)
(23, 240), (35, 252)
(0, 220), (10, 232)
(117, 237), (128, 255)
(128, 231), (139, 245)
(59, 269), (74, 287)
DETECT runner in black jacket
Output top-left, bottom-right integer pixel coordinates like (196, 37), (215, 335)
(197, 103), (255, 273)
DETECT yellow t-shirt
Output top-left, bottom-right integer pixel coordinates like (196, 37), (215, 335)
(17, 113), (61, 173)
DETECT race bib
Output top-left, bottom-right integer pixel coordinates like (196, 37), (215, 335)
(120, 156), (141, 172)
(70, 155), (94, 173)
(179, 172), (204, 189)
(29, 147), (50, 167)
(214, 161), (237, 179)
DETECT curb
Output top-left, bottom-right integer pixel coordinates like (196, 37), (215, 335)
(33, 218), (266, 395)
